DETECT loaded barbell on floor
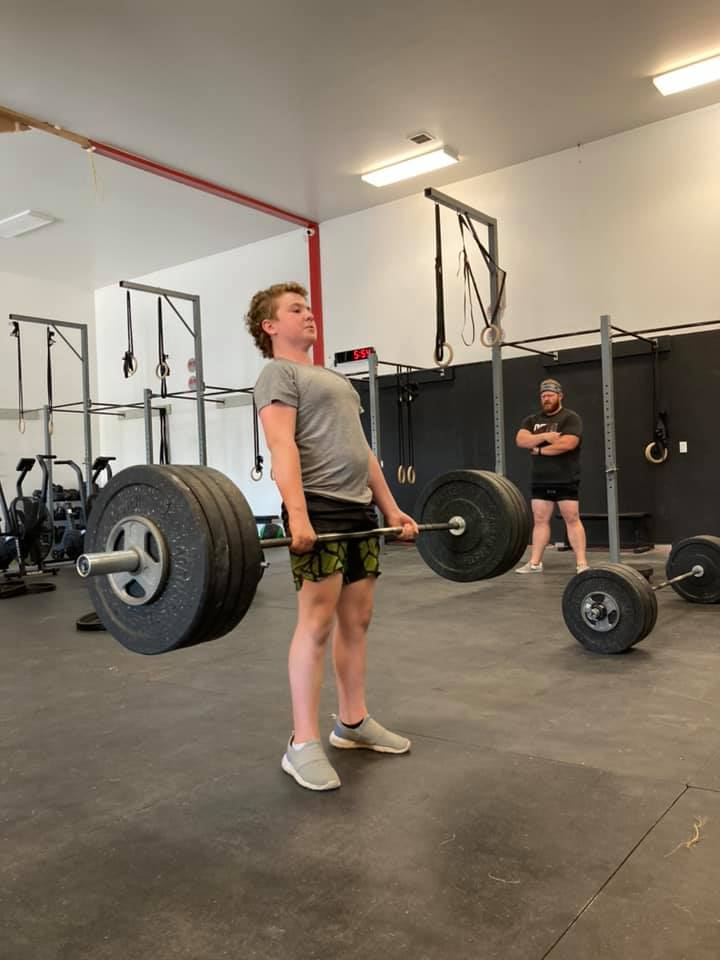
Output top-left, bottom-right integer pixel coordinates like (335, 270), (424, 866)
(75, 465), (531, 656)
(562, 535), (720, 654)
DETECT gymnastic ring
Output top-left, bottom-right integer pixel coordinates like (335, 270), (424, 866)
(433, 342), (454, 368)
(128, 356), (138, 376)
(644, 441), (668, 465)
(406, 465), (416, 485)
(397, 465), (406, 485)
(250, 466), (263, 482)
(156, 360), (171, 380)
(480, 324), (503, 348)
(18, 418), (26, 434)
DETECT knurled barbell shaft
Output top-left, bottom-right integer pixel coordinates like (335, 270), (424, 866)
(76, 518), (466, 579)
(651, 564), (704, 592)
(261, 519), (462, 550)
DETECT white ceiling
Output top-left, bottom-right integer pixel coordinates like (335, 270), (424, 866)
(1, 0), (720, 288)
(0, 132), (295, 288)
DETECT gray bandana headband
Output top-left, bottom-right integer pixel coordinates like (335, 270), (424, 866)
(540, 380), (562, 395)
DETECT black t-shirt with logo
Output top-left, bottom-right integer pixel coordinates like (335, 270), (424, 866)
(521, 407), (582, 485)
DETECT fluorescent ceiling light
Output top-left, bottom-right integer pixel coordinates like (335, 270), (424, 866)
(0, 209), (58, 239)
(653, 54), (720, 95)
(361, 147), (458, 187)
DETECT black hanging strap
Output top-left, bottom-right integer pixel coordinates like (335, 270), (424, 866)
(434, 204), (447, 364)
(46, 328), (55, 435)
(396, 365), (406, 483)
(250, 394), (264, 481)
(10, 321), (25, 433)
(405, 367), (416, 484)
(123, 290), (137, 378)
(156, 297), (171, 385)
(651, 342), (669, 450)
(156, 298), (171, 465)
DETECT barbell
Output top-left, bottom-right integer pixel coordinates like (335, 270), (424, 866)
(76, 464), (531, 655)
(562, 534), (720, 654)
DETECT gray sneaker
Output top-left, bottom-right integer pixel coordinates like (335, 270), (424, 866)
(515, 561), (543, 574)
(329, 716), (411, 754)
(281, 739), (341, 791)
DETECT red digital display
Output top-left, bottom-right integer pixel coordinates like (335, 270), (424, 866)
(334, 346), (375, 364)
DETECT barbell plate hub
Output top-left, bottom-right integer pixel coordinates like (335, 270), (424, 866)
(104, 516), (168, 607)
(448, 515), (466, 537)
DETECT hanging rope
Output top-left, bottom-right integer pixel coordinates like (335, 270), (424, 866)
(157, 297), (171, 465)
(10, 321), (25, 434)
(123, 290), (138, 378)
(46, 328), (55, 435)
(250, 394), (264, 481)
(457, 214), (487, 347)
(457, 212), (507, 347)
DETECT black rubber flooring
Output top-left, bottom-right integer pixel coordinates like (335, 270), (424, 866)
(2, 546), (719, 959)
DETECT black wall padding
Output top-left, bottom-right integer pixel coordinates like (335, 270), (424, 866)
(357, 329), (719, 544)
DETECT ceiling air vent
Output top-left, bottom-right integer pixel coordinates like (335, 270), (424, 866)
(407, 131), (435, 145)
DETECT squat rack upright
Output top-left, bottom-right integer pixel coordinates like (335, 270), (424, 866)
(8, 314), (95, 504)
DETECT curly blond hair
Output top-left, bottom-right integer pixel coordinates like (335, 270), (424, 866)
(245, 281), (309, 358)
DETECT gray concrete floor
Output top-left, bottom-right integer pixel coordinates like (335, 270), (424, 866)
(2, 546), (720, 959)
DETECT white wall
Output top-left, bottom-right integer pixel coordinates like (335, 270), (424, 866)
(320, 102), (720, 367)
(93, 102), (720, 516)
(0, 271), (96, 502)
(94, 229), (309, 516)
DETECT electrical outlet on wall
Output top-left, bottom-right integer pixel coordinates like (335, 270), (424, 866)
(679, 441), (688, 453)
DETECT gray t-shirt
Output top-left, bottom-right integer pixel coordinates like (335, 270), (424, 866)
(254, 359), (372, 505)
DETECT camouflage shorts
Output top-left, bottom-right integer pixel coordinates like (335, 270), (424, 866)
(290, 536), (381, 591)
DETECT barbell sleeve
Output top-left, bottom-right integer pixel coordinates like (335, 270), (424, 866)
(77, 549), (141, 578)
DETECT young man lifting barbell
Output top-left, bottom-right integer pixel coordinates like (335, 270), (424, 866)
(247, 282), (417, 792)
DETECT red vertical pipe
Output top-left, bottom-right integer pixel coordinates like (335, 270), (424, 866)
(307, 226), (324, 365)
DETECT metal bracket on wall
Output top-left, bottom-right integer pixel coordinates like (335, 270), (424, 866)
(123, 404), (172, 420)
(0, 408), (40, 421)
(541, 337), (672, 368)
